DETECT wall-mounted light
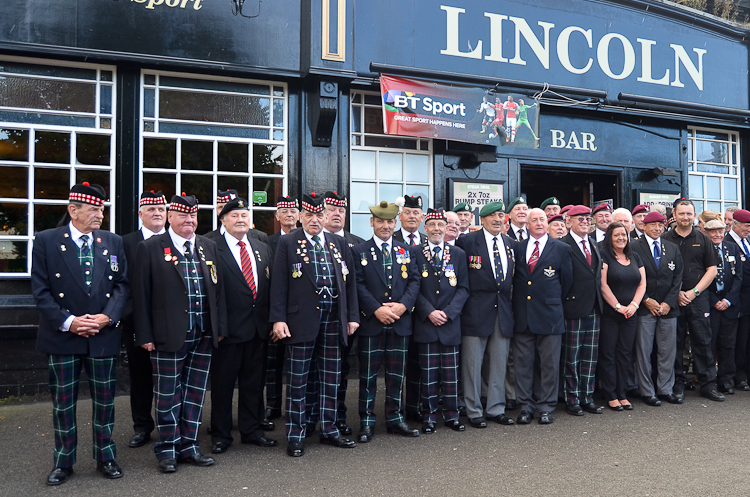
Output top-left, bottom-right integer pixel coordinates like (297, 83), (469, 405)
(231, 0), (261, 18)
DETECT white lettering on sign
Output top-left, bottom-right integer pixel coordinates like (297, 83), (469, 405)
(131, 0), (203, 11)
(550, 129), (597, 151)
(392, 94), (467, 117)
(440, 5), (706, 91)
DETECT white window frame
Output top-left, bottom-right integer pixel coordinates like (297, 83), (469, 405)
(687, 125), (741, 215)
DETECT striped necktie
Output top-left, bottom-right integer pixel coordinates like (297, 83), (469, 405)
(238, 241), (257, 299)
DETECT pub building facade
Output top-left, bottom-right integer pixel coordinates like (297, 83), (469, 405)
(0, 0), (748, 396)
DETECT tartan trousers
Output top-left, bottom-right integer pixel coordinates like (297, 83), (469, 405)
(48, 354), (117, 468)
(419, 342), (460, 424)
(151, 329), (212, 461)
(285, 310), (342, 442)
(562, 312), (600, 406)
(358, 330), (409, 427)
(265, 340), (285, 411)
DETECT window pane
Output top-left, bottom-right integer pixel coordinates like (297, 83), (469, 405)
(706, 176), (721, 199)
(75, 170), (110, 198)
(144, 88), (156, 118)
(707, 201), (722, 213)
(35, 131), (71, 164)
(689, 175), (703, 198)
(218, 142), (248, 173)
(35, 167), (70, 199)
(160, 76), (270, 96)
(99, 85), (112, 115)
(253, 144), (283, 174)
(181, 140), (213, 171)
(405, 184), (429, 211)
(273, 86), (284, 97)
(0, 203), (28, 235)
(696, 164), (729, 174)
(379, 152), (403, 181)
(180, 173), (213, 204)
(273, 130), (284, 141)
(351, 93), (361, 103)
(76, 134), (111, 165)
(160, 90), (270, 126)
(379, 183), (402, 204)
(0, 76), (96, 113)
(364, 107), (384, 135)
(405, 154), (429, 182)
(252, 209), (278, 235)
(0, 166), (28, 198)
(217, 176), (248, 199)
(364, 136), (417, 149)
(351, 213), (372, 240)
(695, 131), (728, 141)
(351, 182), (376, 211)
(351, 106), (361, 133)
(34, 204), (68, 233)
(143, 172), (176, 200)
(687, 139), (693, 162)
(0, 128), (29, 161)
(724, 178), (738, 201)
(273, 99), (284, 128)
(351, 150), (376, 180)
(143, 138), (176, 169)
(0, 240), (27, 273)
(696, 141), (728, 164)
(252, 177), (282, 206)
(693, 200), (704, 213)
(197, 208), (214, 235)
(364, 94), (381, 105)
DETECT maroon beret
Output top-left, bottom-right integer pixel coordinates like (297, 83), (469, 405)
(548, 214), (564, 224)
(567, 205), (592, 217)
(560, 204), (574, 214)
(632, 204), (650, 215)
(592, 203), (612, 214)
(733, 209), (750, 223)
(643, 212), (666, 224)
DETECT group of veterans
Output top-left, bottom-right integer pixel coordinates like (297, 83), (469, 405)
(31, 182), (750, 486)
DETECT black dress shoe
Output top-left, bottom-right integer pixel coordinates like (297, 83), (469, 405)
(97, 460), (123, 479)
(260, 418), (275, 431)
(658, 393), (683, 404)
(621, 402), (634, 411)
(405, 410), (424, 423)
(265, 406), (282, 420)
(458, 405), (467, 417)
(129, 431), (151, 448)
(444, 420), (466, 432)
(607, 402), (624, 411)
(287, 441), (304, 457)
(319, 434), (356, 448)
(158, 459), (177, 473)
(642, 395), (662, 407)
(565, 404), (584, 416)
(179, 452), (215, 466)
(335, 420), (353, 436)
(737, 380), (750, 391)
(719, 382), (735, 395)
(468, 417), (487, 428)
(486, 414), (515, 425)
(581, 402), (603, 414)
(505, 399), (519, 411)
(701, 388), (726, 402)
(517, 411), (533, 424)
(386, 421), (420, 437)
(684, 379), (696, 391)
(421, 422), (436, 434)
(241, 435), (278, 447)
(538, 411), (554, 424)
(357, 426), (374, 443)
(211, 441), (231, 453)
(47, 467), (73, 486)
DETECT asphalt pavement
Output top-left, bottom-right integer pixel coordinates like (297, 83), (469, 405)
(2, 380), (749, 496)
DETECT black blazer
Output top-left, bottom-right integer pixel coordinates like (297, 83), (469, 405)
(561, 233), (603, 319)
(632, 236), (683, 318)
(724, 232), (750, 315)
(354, 238), (420, 337)
(394, 229), (427, 246)
(121, 229), (146, 339)
(269, 230), (359, 345)
(31, 226), (129, 357)
(413, 243), (470, 346)
(205, 227), (269, 245)
(133, 232), (228, 352)
(512, 237), (573, 335)
(455, 229), (515, 338)
(707, 242), (743, 320)
(214, 233), (273, 344)
(329, 230), (365, 249)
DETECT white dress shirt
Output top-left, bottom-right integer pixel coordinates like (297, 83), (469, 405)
(645, 234), (661, 263)
(323, 227), (345, 238)
(483, 228), (508, 279)
(372, 236), (393, 254)
(224, 231), (258, 289)
(510, 223), (526, 241)
(569, 231), (591, 259)
(595, 228), (606, 243)
(169, 227), (197, 259)
(61, 223), (95, 331)
(141, 225), (166, 240)
(526, 234), (548, 263)
(400, 227), (421, 246)
(427, 241), (446, 267)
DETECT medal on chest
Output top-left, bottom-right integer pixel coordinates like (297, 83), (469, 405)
(360, 252), (368, 266)
(445, 263), (457, 286)
(206, 261), (217, 284)
(109, 255), (119, 272)
(292, 263), (302, 278)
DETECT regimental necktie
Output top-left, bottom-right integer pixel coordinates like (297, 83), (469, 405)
(742, 238), (750, 257)
(517, 228), (525, 241)
(381, 243), (391, 280)
(653, 240), (661, 270)
(238, 241), (257, 299)
(408, 233), (416, 246)
(716, 244), (725, 291)
(79, 235), (93, 291)
(581, 239), (592, 266)
(492, 237), (504, 284)
(312, 234), (322, 251)
(528, 240), (540, 273)
(80, 235), (90, 257)
(433, 246), (441, 268)
(184, 241), (193, 261)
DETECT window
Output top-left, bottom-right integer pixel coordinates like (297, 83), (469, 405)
(0, 57), (116, 276)
(687, 127), (740, 214)
(140, 71), (287, 235)
(349, 91), (432, 239)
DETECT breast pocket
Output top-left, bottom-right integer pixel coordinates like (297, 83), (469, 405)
(287, 305), (299, 314)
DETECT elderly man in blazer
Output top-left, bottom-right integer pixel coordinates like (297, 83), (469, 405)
(560, 205), (604, 416)
(631, 211), (684, 405)
(121, 190), (167, 449)
(32, 183), (128, 485)
(724, 208), (750, 391)
(513, 208), (573, 425)
(353, 200), (420, 443)
(414, 208), (470, 434)
(134, 194), (228, 473)
(205, 189), (268, 244)
(209, 197), (276, 454)
(269, 192), (359, 457)
(456, 201), (516, 428)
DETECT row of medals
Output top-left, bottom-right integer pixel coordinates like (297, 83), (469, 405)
(362, 246), (409, 279)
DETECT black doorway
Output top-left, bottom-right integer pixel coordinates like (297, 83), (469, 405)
(520, 166), (619, 208)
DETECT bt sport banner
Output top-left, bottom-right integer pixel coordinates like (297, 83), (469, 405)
(380, 75), (540, 149)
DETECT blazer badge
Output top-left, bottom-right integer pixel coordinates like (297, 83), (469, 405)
(668, 261), (675, 271)
(543, 267), (555, 277)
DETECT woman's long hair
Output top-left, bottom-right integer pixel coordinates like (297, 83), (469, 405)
(602, 222), (632, 261)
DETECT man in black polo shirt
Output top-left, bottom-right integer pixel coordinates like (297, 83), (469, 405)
(662, 200), (721, 402)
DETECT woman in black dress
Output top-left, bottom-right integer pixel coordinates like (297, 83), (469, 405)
(599, 222), (647, 411)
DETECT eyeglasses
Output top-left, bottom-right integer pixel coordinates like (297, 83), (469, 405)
(574, 216), (592, 223)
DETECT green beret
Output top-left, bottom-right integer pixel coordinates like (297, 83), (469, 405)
(479, 201), (505, 217)
(369, 200), (399, 220)
(540, 197), (560, 209)
(506, 196), (527, 213)
(452, 202), (472, 213)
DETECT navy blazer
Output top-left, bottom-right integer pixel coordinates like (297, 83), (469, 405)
(413, 243), (470, 346)
(120, 229), (145, 336)
(724, 232), (750, 315)
(561, 233), (603, 319)
(707, 241), (743, 320)
(269, 229), (359, 345)
(631, 236), (683, 318)
(354, 238), (420, 337)
(32, 226), (129, 357)
(394, 229), (427, 246)
(512, 237), (573, 335)
(455, 229), (515, 338)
